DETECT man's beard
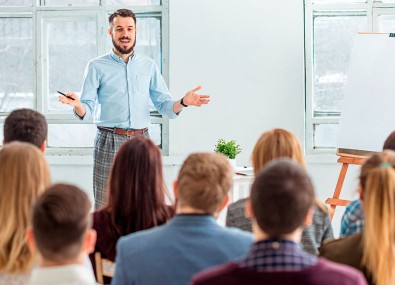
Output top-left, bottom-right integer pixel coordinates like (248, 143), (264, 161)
(112, 37), (136, 55)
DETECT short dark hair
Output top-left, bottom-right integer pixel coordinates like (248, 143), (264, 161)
(109, 9), (136, 27)
(4, 108), (47, 148)
(251, 159), (315, 237)
(383, 131), (395, 151)
(32, 183), (91, 262)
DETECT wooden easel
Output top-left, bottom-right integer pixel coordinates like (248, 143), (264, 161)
(325, 149), (373, 220)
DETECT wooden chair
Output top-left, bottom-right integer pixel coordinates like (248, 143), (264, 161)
(94, 252), (116, 284)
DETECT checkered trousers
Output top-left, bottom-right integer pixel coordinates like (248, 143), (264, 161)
(93, 128), (149, 209)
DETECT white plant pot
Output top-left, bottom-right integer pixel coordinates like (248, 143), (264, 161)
(228, 158), (237, 170)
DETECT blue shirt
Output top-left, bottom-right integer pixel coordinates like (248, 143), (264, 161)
(77, 50), (177, 129)
(239, 239), (317, 272)
(340, 199), (364, 237)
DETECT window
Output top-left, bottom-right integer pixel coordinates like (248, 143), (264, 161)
(0, 0), (169, 155)
(305, 0), (395, 154)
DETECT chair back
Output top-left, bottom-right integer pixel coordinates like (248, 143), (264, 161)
(94, 252), (116, 284)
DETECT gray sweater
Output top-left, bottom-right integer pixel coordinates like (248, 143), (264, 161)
(225, 198), (334, 255)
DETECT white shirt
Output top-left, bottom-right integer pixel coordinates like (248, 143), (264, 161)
(29, 265), (97, 285)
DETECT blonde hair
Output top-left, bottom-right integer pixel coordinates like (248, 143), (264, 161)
(251, 128), (326, 211)
(177, 153), (233, 214)
(0, 142), (51, 274)
(361, 150), (395, 285)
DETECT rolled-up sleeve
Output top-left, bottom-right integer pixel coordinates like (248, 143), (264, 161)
(76, 61), (101, 120)
(149, 63), (178, 119)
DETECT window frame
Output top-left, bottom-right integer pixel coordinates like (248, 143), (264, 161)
(0, 0), (170, 155)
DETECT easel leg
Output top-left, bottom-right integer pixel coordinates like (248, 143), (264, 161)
(328, 163), (349, 220)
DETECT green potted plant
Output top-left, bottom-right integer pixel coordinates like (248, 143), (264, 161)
(214, 139), (242, 168)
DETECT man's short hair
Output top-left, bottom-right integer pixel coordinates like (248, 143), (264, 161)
(32, 183), (91, 262)
(251, 159), (315, 237)
(383, 131), (395, 151)
(177, 153), (233, 214)
(4, 108), (47, 148)
(109, 9), (136, 27)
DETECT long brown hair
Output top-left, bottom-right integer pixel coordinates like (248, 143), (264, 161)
(251, 128), (326, 211)
(0, 142), (51, 273)
(104, 136), (172, 236)
(360, 150), (395, 285)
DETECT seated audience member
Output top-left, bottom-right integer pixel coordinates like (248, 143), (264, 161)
(340, 130), (395, 237)
(3, 108), (47, 151)
(27, 184), (97, 285)
(192, 159), (367, 285)
(321, 151), (395, 285)
(90, 136), (174, 284)
(226, 128), (333, 255)
(0, 142), (51, 285)
(111, 152), (253, 285)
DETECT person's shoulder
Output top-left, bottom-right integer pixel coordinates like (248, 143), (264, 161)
(228, 198), (247, 212)
(319, 233), (363, 266)
(118, 222), (169, 248)
(217, 226), (253, 242)
(322, 232), (362, 250)
(89, 52), (113, 64)
(315, 259), (367, 284)
(346, 199), (361, 210)
(191, 262), (239, 285)
(132, 54), (156, 67)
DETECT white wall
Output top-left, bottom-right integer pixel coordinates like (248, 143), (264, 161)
(48, 0), (360, 236)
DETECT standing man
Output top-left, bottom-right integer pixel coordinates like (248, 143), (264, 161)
(59, 9), (210, 209)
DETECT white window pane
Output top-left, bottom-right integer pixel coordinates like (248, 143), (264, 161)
(0, 0), (32, 6)
(313, 13), (367, 116)
(47, 20), (97, 111)
(314, 124), (338, 148)
(44, 0), (99, 5)
(378, 15), (395, 32)
(48, 124), (96, 147)
(0, 18), (33, 112)
(148, 123), (161, 146)
(106, 0), (160, 5)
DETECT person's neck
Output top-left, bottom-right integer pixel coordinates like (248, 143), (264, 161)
(252, 222), (302, 243)
(39, 253), (85, 268)
(113, 48), (134, 63)
(176, 206), (218, 218)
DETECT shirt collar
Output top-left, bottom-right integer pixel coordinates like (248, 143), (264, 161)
(109, 49), (135, 63)
(240, 238), (317, 272)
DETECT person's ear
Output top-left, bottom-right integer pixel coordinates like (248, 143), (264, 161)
(40, 140), (46, 153)
(359, 185), (364, 201)
(303, 207), (314, 227)
(245, 198), (253, 219)
(108, 27), (113, 37)
(173, 180), (179, 199)
(218, 195), (229, 212)
(84, 229), (97, 254)
(26, 227), (36, 251)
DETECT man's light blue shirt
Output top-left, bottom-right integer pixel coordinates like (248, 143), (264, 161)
(77, 50), (177, 129)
